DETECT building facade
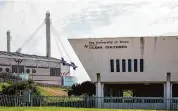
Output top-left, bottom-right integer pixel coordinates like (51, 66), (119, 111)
(69, 36), (178, 109)
(0, 51), (70, 85)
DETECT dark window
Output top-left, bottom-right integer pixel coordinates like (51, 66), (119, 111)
(26, 69), (30, 73)
(128, 59), (132, 72)
(140, 59), (144, 72)
(0, 68), (2, 72)
(50, 68), (61, 76)
(19, 66), (24, 73)
(32, 69), (36, 73)
(12, 65), (24, 73)
(122, 59), (126, 72)
(5, 68), (9, 72)
(110, 59), (114, 72)
(116, 59), (120, 72)
(134, 59), (138, 72)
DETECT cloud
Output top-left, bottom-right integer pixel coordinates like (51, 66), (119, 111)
(2, 0), (178, 82)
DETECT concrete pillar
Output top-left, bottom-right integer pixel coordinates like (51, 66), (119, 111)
(165, 72), (171, 110)
(7, 30), (11, 52)
(95, 73), (104, 108)
(164, 83), (166, 100)
(45, 11), (51, 57)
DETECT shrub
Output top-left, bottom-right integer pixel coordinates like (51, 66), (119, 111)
(1, 80), (40, 96)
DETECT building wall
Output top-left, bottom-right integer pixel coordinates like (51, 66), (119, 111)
(69, 37), (178, 83)
(0, 56), (70, 85)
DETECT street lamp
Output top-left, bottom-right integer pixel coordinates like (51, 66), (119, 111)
(13, 59), (23, 95)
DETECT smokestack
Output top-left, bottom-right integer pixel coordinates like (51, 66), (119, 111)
(45, 11), (51, 57)
(7, 30), (11, 52)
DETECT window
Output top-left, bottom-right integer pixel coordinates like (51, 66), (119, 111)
(12, 65), (24, 73)
(116, 59), (120, 72)
(32, 69), (36, 73)
(122, 59), (126, 72)
(110, 59), (114, 72)
(128, 59), (132, 72)
(26, 69), (30, 73)
(140, 59), (144, 72)
(50, 68), (61, 76)
(134, 59), (138, 72)
(5, 68), (9, 72)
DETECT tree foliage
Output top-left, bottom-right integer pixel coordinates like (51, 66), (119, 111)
(1, 79), (40, 95)
(68, 81), (95, 96)
(81, 81), (95, 96)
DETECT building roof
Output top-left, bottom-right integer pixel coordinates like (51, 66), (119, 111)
(0, 51), (59, 61)
(0, 51), (74, 66)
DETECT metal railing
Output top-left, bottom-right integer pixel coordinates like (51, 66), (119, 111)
(0, 96), (178, 110)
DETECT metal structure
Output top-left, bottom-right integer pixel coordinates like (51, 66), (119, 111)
(0, 11), (77, 86)
(0, 96), (178, 110)
(14, 11), (77, 70)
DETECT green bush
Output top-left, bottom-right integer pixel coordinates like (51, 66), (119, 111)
(1, 79), (40, 96)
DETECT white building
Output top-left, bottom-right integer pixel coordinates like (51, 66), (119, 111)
(0, 51), (71, 85)
(69, 36), (178, 109)
(0, 11), (75, 86)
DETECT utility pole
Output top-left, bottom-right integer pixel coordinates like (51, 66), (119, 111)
(45, 11), (51, 57)
(13, 58), (23, 106)
(7, 30), (11, 52)
(14, 59), (23, 95)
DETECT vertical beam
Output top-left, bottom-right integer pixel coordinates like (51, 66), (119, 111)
(95, 73), (104, 108)
(164, 83), (166, 99)
(7, 30), (11, 52)
(45, 11), (51, 57)
(166, 72), (171, 110)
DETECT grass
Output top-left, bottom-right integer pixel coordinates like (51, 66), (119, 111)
(0, 83), (67, 96)
(37, 86), (67, 96)
(0, 107), (159, 111)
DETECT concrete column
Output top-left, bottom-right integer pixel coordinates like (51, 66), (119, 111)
(95, 73), (104, 108)
(45, 11), (51, 57)
(101, 83), (104, 97)
(164, 83), (166, 100)
(165, 72), (171, 110)
(7, 30), (11, 52)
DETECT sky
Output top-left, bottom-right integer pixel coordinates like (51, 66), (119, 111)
(1, 0), (178, 82)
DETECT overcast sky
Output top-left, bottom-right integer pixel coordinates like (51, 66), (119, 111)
(1, 0), (178, 82)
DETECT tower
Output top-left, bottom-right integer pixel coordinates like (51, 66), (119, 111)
(45, 11), (51, 57)
(7, 30), (11, 52)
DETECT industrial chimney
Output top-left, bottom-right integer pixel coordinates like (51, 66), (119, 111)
(7, 30), (11, 52)
(45, 11), (51, 57)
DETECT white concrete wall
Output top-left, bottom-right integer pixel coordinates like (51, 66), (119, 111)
(24, 67), (50, 76)
(69, 37), (178, 83)
(0, 55), (70, 85)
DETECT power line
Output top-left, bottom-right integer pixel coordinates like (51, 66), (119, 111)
(50, 23), (72, 62)
(50, 23), (77, 70)
(51, 29), (64, 58)
(16, 20), (45, 52)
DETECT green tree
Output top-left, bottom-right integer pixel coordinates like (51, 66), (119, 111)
(68, 81), (96, 96)
(1, 79), (40, 95)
